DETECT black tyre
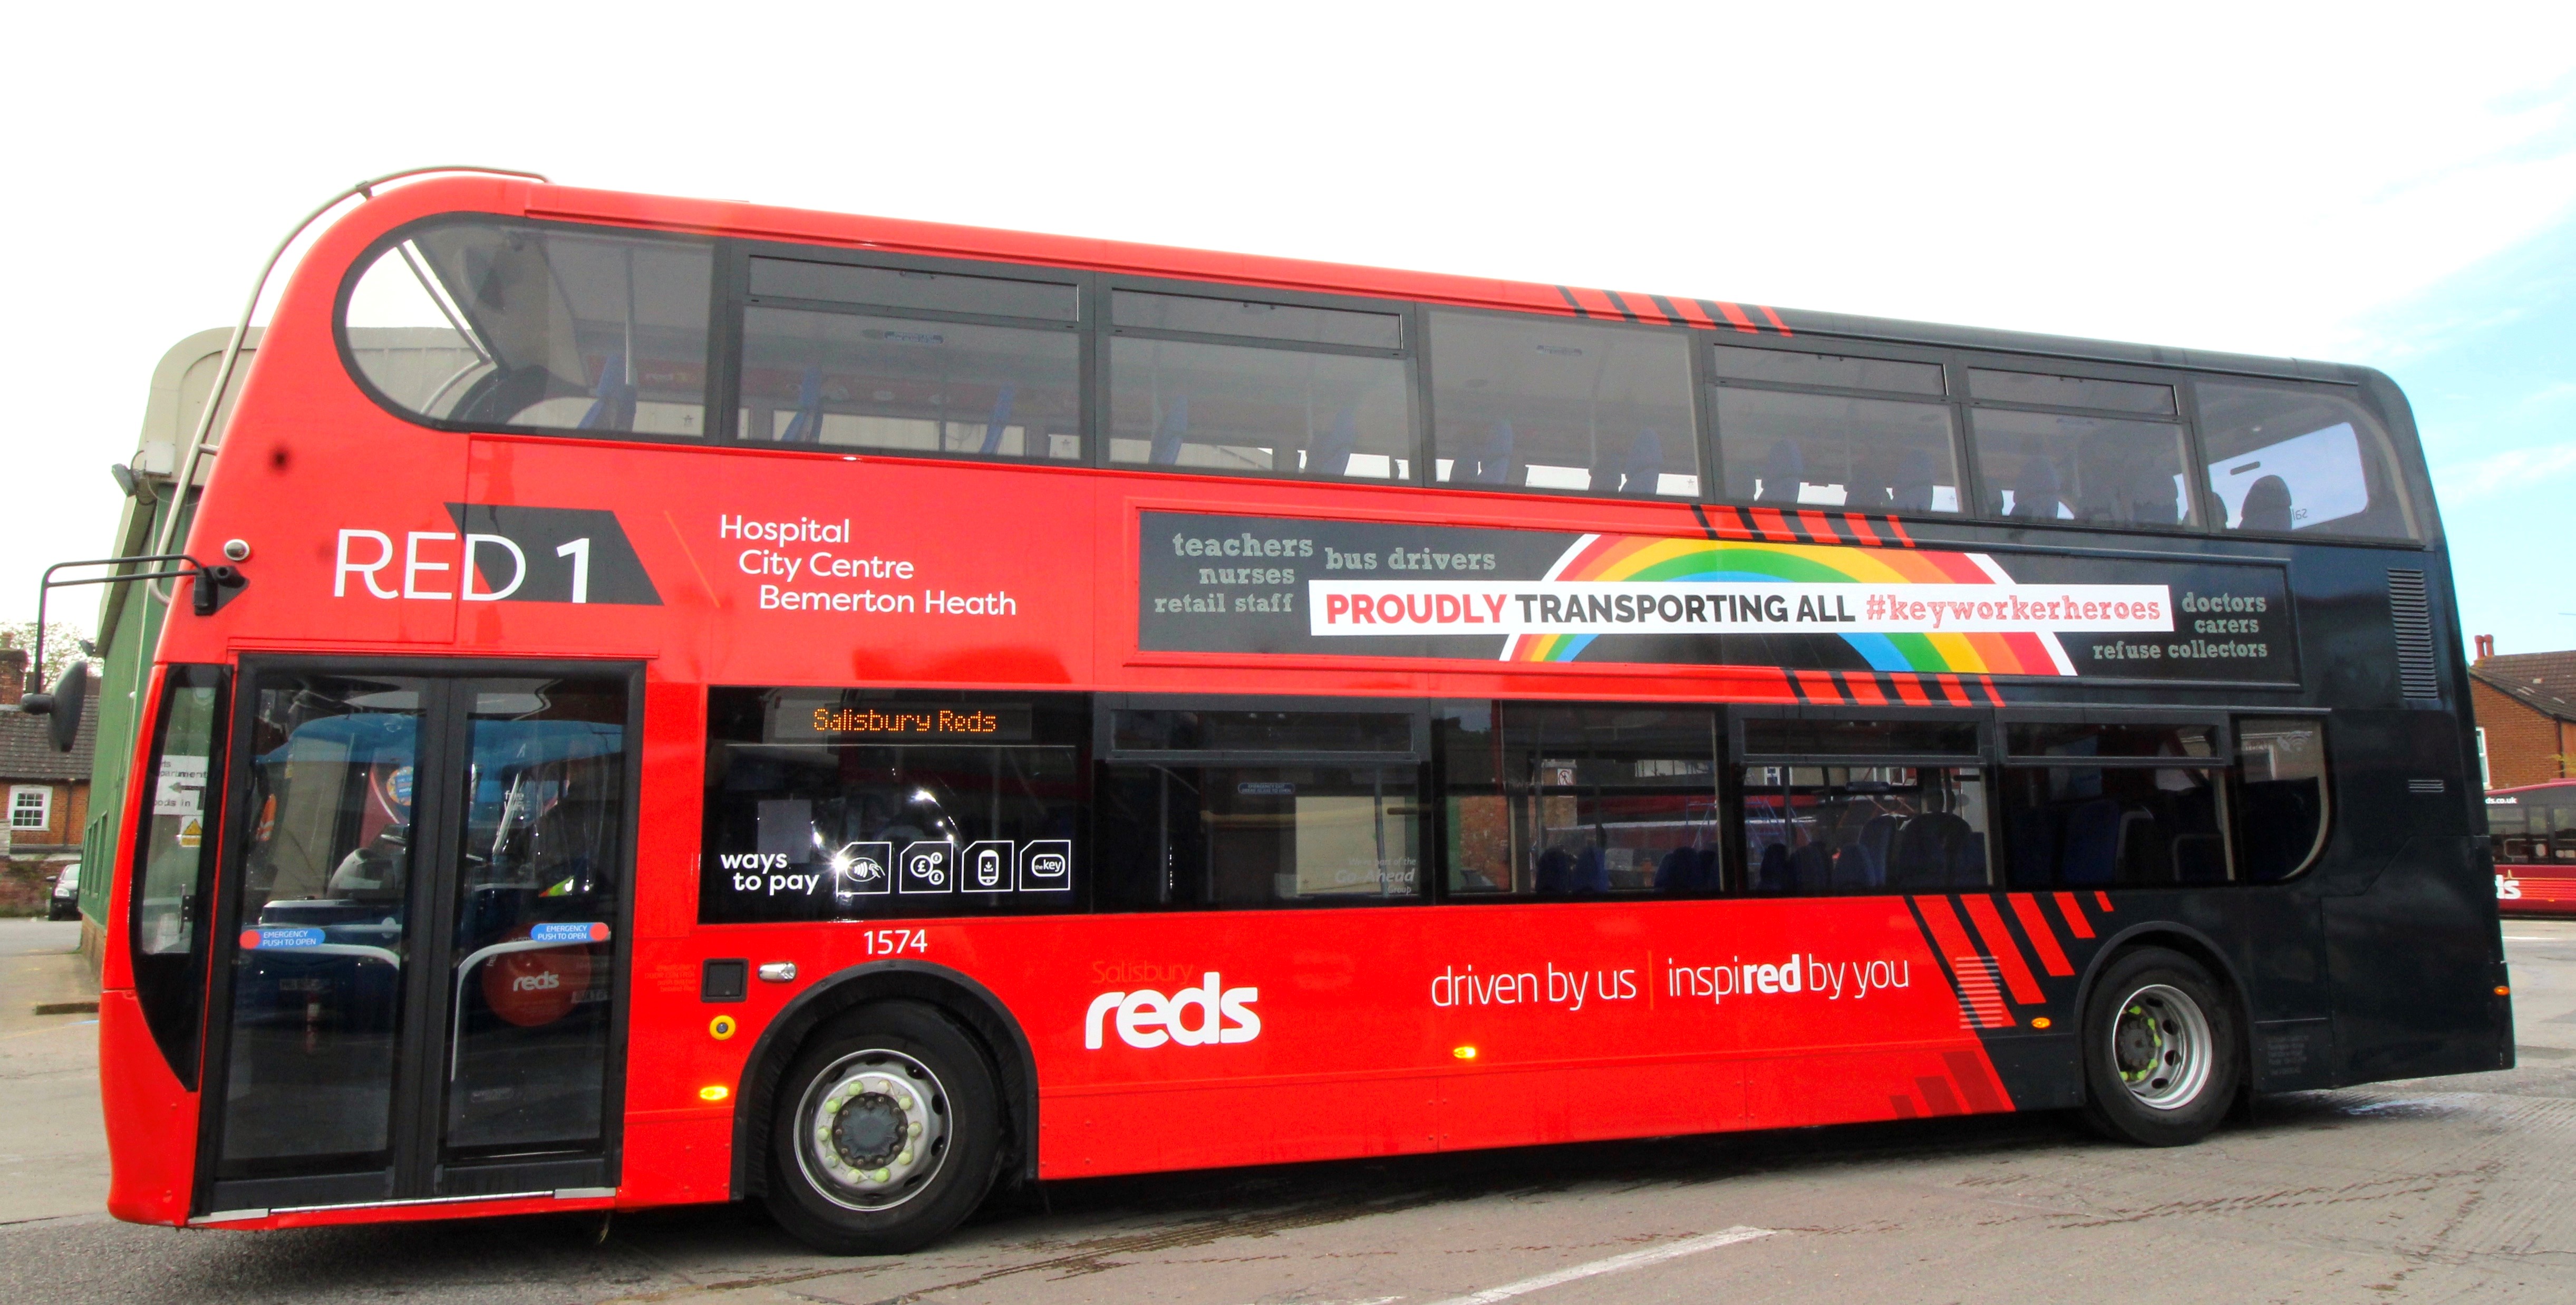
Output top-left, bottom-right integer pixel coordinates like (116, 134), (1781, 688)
(764, 1001), (1002, 1254)
(2079, 947), (2242, 1146)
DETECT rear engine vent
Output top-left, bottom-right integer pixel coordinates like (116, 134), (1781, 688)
(2387, 569), (2439, 701)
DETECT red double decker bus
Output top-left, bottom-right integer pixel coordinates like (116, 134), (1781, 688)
(74, 171), (2507, 1252)
(2491, 780), (2576, 915)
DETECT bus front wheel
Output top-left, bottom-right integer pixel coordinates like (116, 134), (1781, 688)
(2078, 947), (2241, 1147)
(764, 1001), (1002, 1254)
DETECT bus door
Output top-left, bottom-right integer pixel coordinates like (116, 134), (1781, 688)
(199, 662), (638, 1216)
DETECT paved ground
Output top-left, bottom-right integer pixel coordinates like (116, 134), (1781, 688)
(7, 917), (2576, 1303)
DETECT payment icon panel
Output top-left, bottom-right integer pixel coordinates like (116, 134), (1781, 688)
(963, 840), (1014, 892)
(832, 841), (893, 898)
(898, 840), (956, 894)
(1018, 840), (1073, 892)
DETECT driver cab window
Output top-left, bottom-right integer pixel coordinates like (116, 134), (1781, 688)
(343, 219), (713, 438)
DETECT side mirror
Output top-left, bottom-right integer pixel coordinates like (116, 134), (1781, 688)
(20, 660), (90, 753)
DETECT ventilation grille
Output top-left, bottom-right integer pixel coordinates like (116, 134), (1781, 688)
(2408, 778), (2448, 795)
(2388, 569), (2439, 700)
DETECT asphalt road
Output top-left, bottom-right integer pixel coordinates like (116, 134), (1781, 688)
(8, 915), (2576, 1304)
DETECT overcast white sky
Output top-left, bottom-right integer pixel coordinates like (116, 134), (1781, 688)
(3, 3), (2572, 653)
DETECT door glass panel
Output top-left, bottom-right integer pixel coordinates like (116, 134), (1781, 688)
(219, 674), (425, 1177)
(445, 678), (626, 1159)
(132, 666), (226, 1085)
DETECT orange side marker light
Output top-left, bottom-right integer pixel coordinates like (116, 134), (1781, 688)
(1453, 1046), (1478, 1060)
(2496, 986), (2512, 997)
(2031, 1017), (2053, 1030)
(700, 1085), (731, 1102)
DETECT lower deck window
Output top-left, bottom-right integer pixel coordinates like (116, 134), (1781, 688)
(2000, 765), (2228, 887)
(1439, 705), (1721, 897)
(2236, 718), (2327, 881)
(1096, 763), (1421, 907)
(1742, 766), (1990, 892)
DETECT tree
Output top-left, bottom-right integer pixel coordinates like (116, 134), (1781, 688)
(0, 621), (94, 689)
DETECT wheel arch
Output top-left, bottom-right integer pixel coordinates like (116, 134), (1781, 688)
(2071, 922), (2258, 1103)
(729, 960), (1039, 1198)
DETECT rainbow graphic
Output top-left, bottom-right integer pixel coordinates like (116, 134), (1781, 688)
(1506, 534), (2070, 675)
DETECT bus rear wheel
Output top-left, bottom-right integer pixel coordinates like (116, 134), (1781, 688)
(764, 1001), (1002, 1254)
(2078, 948), (2241, 1147)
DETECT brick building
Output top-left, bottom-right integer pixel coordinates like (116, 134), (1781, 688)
(1, 644), (99, 913)
(2470, 644), (2576, 791)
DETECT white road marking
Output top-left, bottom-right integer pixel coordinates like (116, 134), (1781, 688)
(1420, 1226), (1778, 1304)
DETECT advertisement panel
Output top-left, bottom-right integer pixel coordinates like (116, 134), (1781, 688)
(1140, 511), (2297, 684)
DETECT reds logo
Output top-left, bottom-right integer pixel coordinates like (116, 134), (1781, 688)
(1084, 972), (1260, 1049)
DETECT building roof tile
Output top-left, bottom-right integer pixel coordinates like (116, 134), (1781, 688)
(0, 698), (100, 781)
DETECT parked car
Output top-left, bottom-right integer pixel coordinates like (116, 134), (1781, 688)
(47, 863), (80, 921)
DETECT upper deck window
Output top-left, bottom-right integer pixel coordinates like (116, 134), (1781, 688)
(2196, 381), (2418, 541)
(1710, 344), (1962, 513)
(1713, 389), (1964, 513)
(741, 259), (1083, 460)
(342, 219), (713, 438)
(1969, 408), (2196, 528)
(1107, 290), (1412, 481)
(1427, 313), (1699, 498)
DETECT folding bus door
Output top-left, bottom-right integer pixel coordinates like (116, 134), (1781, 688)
(198, 662), (638, 1217)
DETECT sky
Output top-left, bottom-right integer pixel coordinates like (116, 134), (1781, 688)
(2, 3), (2571, 655)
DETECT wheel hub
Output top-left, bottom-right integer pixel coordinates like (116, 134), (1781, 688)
(830, 1093), (908, 1170)
(797, 1051), (950, 1210)
(2109, 983), (2214, 1111)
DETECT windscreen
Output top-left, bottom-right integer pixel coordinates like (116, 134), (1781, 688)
(342, 218), (713, 437)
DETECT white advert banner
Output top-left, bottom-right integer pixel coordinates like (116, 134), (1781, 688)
(1306, 581), (2174, 636)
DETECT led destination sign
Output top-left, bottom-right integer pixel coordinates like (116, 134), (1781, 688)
(767, 698), (1035, 742)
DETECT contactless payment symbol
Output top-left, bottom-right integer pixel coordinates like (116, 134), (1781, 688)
(834, 841), (894, 900)
(899, 840), (956, 894)
(963, 840), (1014, 892)
(1018, 840), (1073, 892)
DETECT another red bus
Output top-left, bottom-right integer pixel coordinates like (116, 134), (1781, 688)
(71, 172), (2507, 1253)
(2491, 780), (2576, 915)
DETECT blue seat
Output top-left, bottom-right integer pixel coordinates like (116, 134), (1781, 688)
(578, 351), (637, 431)
(1575, 845), (1610, 894)
(1621, 428), (1664, 494)
(1788, 842), (1834, 892)
(2060, 799), (2123, 884)
(1892, 813), (1973, 887)
(1149, 395), (1190, 465)
(1535, 846), (1575, 895)
(978, 383), (1017, 455)
(1756, 440), (1804, 502)
(2008, 451), (2065, 519)
(776, 366), (824, 443)
(1892, 449), (1938, 511)
(1311, 404), (1357, 476)
(1757, 842), (1791, 892)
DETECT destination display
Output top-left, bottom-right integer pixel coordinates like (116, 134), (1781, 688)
(1139, 511), (2298, 684)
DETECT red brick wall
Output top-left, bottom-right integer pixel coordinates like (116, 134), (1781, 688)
(2474, 679), (2574, 789)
